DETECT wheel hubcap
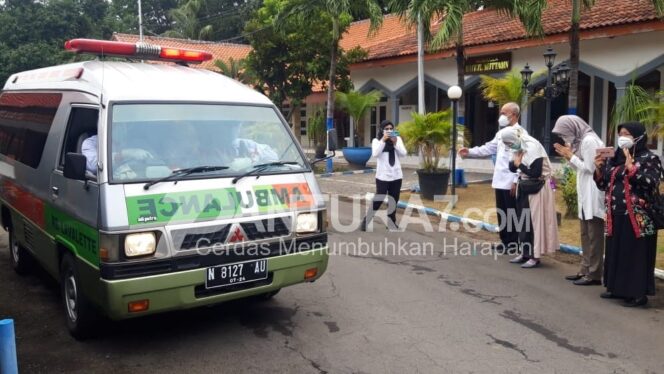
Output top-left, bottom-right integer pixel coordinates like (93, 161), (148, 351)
(10, 236), (19, 264)
(64, 272), (78, 322)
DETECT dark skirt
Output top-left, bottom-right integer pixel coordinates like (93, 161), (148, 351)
(604, 214), (658, 298)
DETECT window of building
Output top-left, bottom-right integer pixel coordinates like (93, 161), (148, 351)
(0, 92), (61, 168)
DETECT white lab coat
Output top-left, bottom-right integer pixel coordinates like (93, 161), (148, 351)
(467, 124), (527, 190)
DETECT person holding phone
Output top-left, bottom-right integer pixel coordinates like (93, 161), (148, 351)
(552, 115), (606, 286)
(593, 122), (662, 307)
(361, 120), (407, 231)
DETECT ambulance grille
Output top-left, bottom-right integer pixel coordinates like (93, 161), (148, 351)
(240, 217), (291, 240)
(23, 221), (35, 249)
(172, 224), (231, 251)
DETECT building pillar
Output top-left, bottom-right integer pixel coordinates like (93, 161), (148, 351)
(591, 76), (604, 136)
(391, 94), (400, 125)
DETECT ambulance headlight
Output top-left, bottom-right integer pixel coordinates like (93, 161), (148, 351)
(124, 232), (157, 257)
(296, 213), (318, 234)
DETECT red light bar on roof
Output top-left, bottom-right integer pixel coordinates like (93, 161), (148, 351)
(64, 38), (212, 64)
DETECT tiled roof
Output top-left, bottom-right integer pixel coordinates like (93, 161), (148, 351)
(111, 33), (251, 71)
(339, 13), (414, 51)
(342, 0), (662, 61)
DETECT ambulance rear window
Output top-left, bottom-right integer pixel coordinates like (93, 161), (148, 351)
(0, 92), (62, 168)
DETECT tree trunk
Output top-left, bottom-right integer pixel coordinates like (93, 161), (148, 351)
(291, 103), (302, 144)
(568, 0), (580, 114)
(326, 20), (339, 130)
(455, 37), (465, 125)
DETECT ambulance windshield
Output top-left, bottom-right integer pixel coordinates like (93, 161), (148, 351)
(109, 104), (306, 182)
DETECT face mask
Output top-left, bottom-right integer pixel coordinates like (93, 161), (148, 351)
(498, 115), (510, 128)
(617, 136), (634, 149)
(508, 142), (521, 151)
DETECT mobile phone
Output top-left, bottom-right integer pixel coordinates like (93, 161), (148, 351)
(596, 147), (615, 158)
(392, 130), (399, 137)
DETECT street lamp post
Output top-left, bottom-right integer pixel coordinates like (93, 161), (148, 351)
(447, 85), (462, 201)
(520, 47), (570, 152)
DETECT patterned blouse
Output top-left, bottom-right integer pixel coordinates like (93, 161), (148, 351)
(594, 151), (662, 237)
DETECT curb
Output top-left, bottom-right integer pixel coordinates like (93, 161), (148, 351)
(317, 168), (375, 178)
(361, 193), (664, 281)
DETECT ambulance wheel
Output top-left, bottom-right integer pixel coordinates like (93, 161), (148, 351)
(60, 253), (98, 340)
(8, 226), (32, 275)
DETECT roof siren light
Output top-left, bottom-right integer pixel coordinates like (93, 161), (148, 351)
(64, 38), (212, 64)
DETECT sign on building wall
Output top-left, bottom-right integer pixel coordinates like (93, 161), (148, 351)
(464, 53), (511, 75)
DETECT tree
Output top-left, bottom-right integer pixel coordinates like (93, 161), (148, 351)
(388, 0), (546, 121)
(106, 0), (180, 35)
(244, 0), (335, 139)
(0, 0), (111, 85)
(336, 90), (381, 146)
(610, 82), (656, 134)
(278, 0), (383, 152)
(567, 0), (663, 112)
(163, 0), (214, 40)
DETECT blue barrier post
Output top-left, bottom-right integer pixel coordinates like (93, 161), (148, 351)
(0, 319), (18, 374)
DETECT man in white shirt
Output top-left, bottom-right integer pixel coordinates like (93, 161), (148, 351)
(459, 102), (525, 253)
(553, 115), (606, 285)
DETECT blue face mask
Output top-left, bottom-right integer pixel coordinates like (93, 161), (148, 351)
(509, 142), (521, 151)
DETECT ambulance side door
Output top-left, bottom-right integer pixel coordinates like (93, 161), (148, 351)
(49, 105), (100, 262)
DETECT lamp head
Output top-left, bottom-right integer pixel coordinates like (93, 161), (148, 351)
(447, 85), (462, 100)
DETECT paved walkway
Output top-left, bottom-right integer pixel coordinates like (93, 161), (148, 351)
(316, 166), (492, 197)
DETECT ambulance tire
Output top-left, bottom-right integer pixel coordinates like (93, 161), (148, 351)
(60, 253), (98, 340)
(8, 226), (32, 275)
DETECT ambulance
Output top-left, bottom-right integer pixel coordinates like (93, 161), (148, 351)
(0, 39), (330, 338)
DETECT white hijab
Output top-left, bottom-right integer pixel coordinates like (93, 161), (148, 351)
(500, 126), (548, 167)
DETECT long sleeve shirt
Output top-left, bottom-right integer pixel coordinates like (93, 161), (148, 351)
(80, 135), (98, 175)
(467, 124), (526, 190)
(568, 135), (606, 220)
(372, 136), (407, 181)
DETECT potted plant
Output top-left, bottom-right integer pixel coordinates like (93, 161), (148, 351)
(307, 109), (327, 159)
(336, 90), (381, 168)
(398, 110), (453, 200)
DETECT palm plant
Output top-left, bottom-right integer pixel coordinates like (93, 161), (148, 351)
(567, 0), (663, 111)
(214, 57), (252, 84)
(163, 0), (213, 40)
(336, 90), (382, 146)
(397, 110), (453, 172)
(639, 90), (664, 136)
(610, 82), (656, 135)
(388, 0), (546, 122)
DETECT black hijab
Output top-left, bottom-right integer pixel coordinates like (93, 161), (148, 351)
(612, 121), (648, 166)
(378, 120), (396, 166)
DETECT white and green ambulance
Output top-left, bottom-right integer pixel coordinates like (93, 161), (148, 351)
(0, 39), (329, 339)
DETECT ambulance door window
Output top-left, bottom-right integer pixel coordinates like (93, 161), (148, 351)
(59, 107), (99, 180)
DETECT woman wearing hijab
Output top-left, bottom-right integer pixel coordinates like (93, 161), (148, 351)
(502, 127), (559, 268)
(361, 120), (407, 231)
(552, 115), (606, 285)
(594, 122), (662, 307)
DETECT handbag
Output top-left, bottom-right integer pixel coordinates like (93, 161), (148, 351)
(518, 178), (545, 195)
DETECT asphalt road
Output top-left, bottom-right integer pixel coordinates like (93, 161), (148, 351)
(1, 199), (663, 373)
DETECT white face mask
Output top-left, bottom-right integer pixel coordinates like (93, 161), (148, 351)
(498, 115), (510, 128)
(617, 136), (633, 149)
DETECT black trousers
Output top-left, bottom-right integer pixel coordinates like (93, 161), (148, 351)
(495, 188), (519, 249)
(514, 191), (534, 258)
(365, 178), (402, 225)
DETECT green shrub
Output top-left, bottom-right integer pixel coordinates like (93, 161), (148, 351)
(560, 165), (578, 218)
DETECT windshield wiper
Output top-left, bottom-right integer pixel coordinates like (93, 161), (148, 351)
(143, 165), (229, 190)
(231, 161), (300, 184)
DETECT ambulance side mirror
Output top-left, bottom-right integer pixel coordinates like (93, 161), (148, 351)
(327, 129), (337, 152)
(64, 153), (88, 181)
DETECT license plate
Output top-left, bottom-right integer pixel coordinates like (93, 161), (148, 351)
(205, 259), (268, 289)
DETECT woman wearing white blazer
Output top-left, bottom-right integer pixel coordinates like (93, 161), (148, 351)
(361, 120), (408, 231)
